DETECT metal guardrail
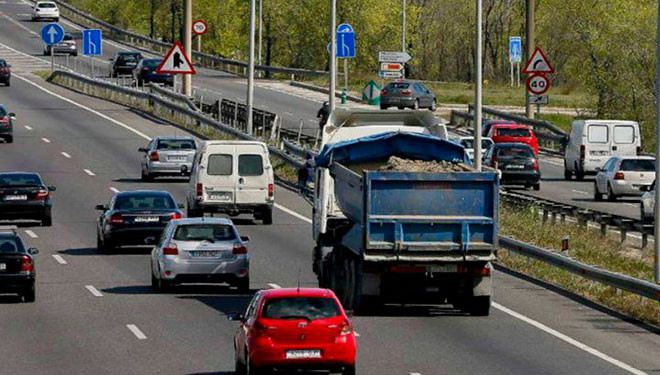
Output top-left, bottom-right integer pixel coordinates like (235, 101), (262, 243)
(148, 83), (198, 112)
(55, 0), (328, 78)
(500, 236), (660, 302)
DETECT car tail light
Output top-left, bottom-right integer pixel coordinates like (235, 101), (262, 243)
(381, 89), (389, 96)
(0, 67), (8, 73)
(268, 183), (274, 198)
(196, 183), (203, 198)
(400, 89), (412, 96)
(162, 244), (178, 255)
(34, 189), (49, 199)
(532, 159), (539, 171)
(109, 213), (124, 224)
(149, 151), (159, 161)
(614, 172), (625, 180)
(20, 255), (34, 273)
(0, 116), (9, 123)
(170, 212), (182, 220)
(580, 145), (585, 160)
(233, 243), (248, 255)
(252, 320), (275, 338)
(340, 319), (353, 335)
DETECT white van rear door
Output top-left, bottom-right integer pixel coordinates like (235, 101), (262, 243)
(236, 146), (269, 204)
(612, 124), (637, 156)
(203, 149), (237, 204)
(586, 123), (611, 158)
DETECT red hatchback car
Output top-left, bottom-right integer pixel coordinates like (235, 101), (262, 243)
(487, 124), (539, 155)
(232, 288), (357, 375)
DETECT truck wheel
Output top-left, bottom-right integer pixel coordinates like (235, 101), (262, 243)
(594, 182), (602, 201)
(187, 205), (200, 217)
(261, 207), (273, 225)
(236, 276), (250, 292)
(469, 296), (491, 316)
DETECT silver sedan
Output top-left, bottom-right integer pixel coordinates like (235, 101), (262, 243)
(149, 217), (250, 292)
(139, 136), (196, 181)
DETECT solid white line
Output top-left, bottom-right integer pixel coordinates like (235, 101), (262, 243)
(267, 283), (282, 289)
(52, 254), (67, 265)
(61, 152), (71, 158)
(24, 230), (38, 238)
(492, 303), (648, 375)
(24, 125), (32, 130)
(274, 203), (312, 224)
(410, 373), (422, 375)
(109, 187), (120, 193)
(126, 324), (147, 340)
(85, 285), (103, 297)
(84, 169), (96, 176)
(41, 137), (50, 143)
(571, 190), (589, 195)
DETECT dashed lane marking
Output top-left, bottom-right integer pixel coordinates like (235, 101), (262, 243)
(61, 152), (71, 158)
(267, 283), (282, 289)
(52, 254), (67, 265)
(109, 187), (120, 193)
(84, 169), (96, 176)
(24, 125), (32, 130)
(85, 285), (103, 297)
(24, 230), (37, 238)
(41, 137), (50, 143)
(126, 324), (147, 340)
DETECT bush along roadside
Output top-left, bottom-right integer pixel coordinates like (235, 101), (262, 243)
(498, 203), (659, 326)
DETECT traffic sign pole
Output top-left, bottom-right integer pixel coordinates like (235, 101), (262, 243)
(475, 0), (483, 171)
(50, 46), (54, 74)
(329, 0), (337, 113)
(525, 0), (535, 119)
(183, 0), (192, 97)
(247, 0), (256, 135)
(654, 0), (660, 284)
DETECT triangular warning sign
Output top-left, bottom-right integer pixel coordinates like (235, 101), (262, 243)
(522, 47), (554, 74)
(156, 40), (196, 74)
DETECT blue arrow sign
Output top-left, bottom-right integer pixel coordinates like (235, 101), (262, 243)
(41, 23), (64, 46)
(82, 29), (102, 56)
(509, 36), (522, 64)
(336, 23), (355, 59)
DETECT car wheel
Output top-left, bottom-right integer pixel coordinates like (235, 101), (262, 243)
(158, 274), (173, 293)
(5, 80), (9, 87)
(235, 351), (247, 375)
(469, 295), (491, 316)
(141, 168), (152, 182)
(6, 135), (13, 143)
(594, 182), (602, 201)
(564, 168), (572, 180)
(72, 52), (77, 57)
(413, 99), (420, 110)
(262, 207), (273, 225)
(22, 283), (36, 303)
(607, 183), (617, 201)
(380, 104), (388, 110)
(429, 99), (437, 111)
(533, 183), (540, 191)
(41, 213), (52, 227)
(236, 276), (250, 292)
(342, 365), (357, 375)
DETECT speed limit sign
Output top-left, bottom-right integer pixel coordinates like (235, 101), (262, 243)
(526, 73), (550, 95)
(192, 20), (208, 35)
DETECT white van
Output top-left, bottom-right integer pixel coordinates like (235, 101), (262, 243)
(564, 120), (641, 180)
(186, 141), (274, 224)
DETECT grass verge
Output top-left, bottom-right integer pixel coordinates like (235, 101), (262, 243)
(499, 203), (659, 326)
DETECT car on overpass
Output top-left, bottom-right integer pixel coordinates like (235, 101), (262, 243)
(0, 59), (10, 86)
(132, 58), (174, 87)
(109, 51), (143, 77)
(0, 226), (39, 303)
(380, 80), (436, 111)
(139, 136), (196, 181)
(43, 33), (77, 56)
(231, 288), (357, 375)
(483, 143), (541, 190)
(149, 217), (250, 292)
(95, 190), (184, 252)
(31, 1), (59, 21)
(0, 105), (16, 143)
(0, 172), (55, 226)
(594, 156), (655, 201)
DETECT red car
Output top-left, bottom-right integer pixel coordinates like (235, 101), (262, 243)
(232, 288), (357, 375)
(487, 124), (539, 155)
(482, 119), (516, 137)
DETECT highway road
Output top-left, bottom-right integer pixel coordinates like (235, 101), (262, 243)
(1, 10), (660, 374)
(0, 0), (649, 225)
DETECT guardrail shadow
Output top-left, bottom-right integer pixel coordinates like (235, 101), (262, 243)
(58, 246), (153, 256)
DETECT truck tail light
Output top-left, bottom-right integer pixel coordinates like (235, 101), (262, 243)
(162, 244), (178, 255)
(196, 183), (203, 197)
(20, 255), (34, 273)
(109, 213), (124, 224)
(149, 151), (159, 161)
(457, 265), (491, 276)
(580, 145), (585, 160)
(233, 243), (248, 255)
(268, 183), (274, 198)
(35, 189), (49, 199)
(614, 172), (625, 180)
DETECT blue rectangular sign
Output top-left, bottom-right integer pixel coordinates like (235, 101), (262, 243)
(336, 23), (355, 59)
(509, 36), (522, 64)
(82, 29), (102, 56)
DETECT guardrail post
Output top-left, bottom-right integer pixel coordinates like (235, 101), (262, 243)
(642, 233), (649, 249)
(297, 119), (304, 144)
(600, 223), (607, 237)
(542, 207), (548, 223)
(620, 227), (628, 244)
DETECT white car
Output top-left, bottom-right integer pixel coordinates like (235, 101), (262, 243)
(640, 181), (655, 223)
(31, 1), (59, 21)
(594, 156), (655, 201)
(456, 136), (493, 162)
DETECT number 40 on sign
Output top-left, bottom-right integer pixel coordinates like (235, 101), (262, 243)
(526, 73), (550, 95)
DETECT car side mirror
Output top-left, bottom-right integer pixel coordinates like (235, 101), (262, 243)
(95, 204), (107, 211)
(47, 186), (56, 192)
(8, 112), (16, 119)
(144, 237), (156, 245)
(177, 203), (185, 209)
(227, 312), (245, 321)
(138, 147), (148, 153)
(240, 236), (250, 243)
(28, 248), (39, 255)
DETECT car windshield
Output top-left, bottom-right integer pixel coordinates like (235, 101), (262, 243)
(143, 60), (160, 68)
(386, 83), (409, 89)
(0, 60), (7, 67)
(63, 34), (73, 41)
(0, 174), (42, 187)
(262, 297), (341, 320)
(38, 3), (57, 8)
(496, 128), (531, 137)
(0, 106), (6, 117)
(461, 139), (492, 149)
(620, 159), (655, 172)
(119, 54), (141, 63)
(173, 224), (236, 242)
(156, 139), (196, 150)
(497, 148), (533, 158)
(0, 237), (24, 253)
(114, 194), (176, 210)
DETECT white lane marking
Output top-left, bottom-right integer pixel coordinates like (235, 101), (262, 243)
(61, 152), (71, 158)
(354, 332), (360, 337)
(492, 303), (648, 375)
(274, 203), (312, 224)
(24, 230), (38, 238)
(625, 203), (637, 208)
(0, 13), (37, 36)
(52, 254), (67, 265)
(410, 373), (422, 375)
(84, 169), (96, 176)
(24, 125), (32, 130)
(10, 74), (152, 141)
(85, 285), (103, 297)
(267, 283), (282, 289)
(571, 190), (589, 195)
(41, 137), (50, 143)
(109, 187), (120, 193)
(126, 324), (147, 340)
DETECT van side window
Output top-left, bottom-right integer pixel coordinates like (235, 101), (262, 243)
(239, 155), (264, 176)
(208, 154), (232, 175)
(613, 125), (634, 144)
(587, 125), (608, 143)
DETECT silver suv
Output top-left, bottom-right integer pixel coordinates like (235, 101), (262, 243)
(139, 137), (196, 181)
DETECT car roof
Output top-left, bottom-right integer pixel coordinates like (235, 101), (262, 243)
(154, 136), (195, 141)
(617, 156), (655, 161)
(0, 171), (41, 177)
(171, 217), (234, 226)
(260, 288), (337, 299)
(118, 51), (141, 55)
(115, 190), (174, 197)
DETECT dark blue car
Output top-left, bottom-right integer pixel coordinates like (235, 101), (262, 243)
(133, 59), (174, 87)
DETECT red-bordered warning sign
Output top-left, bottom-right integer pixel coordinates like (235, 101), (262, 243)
(156, 40), (196, 74)
(522, 47), (554, 74)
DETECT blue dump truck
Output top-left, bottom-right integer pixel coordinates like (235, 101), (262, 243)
(312, 131), (499, 315)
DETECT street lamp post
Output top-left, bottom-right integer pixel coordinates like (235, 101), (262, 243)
(258, 0), (263, 67)
(183, 0), (192, 97)
(246, 0), (256, 135)
(329, 0), (336, 112)
(474, 0), (483, 171)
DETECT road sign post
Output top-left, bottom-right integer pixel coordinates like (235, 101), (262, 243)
(41, 23), (64, 74)
(509, 36), (522, 87)
(336, 23), (355, 92)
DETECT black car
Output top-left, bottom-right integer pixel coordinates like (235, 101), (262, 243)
(0, 105), (16, 143)
(0, 227), (39, 302)
(96, 190), (184, 252)
(0, 173), (55, 225)
(483, 143), (541, 190)
(133, 58), (173, 87)
(109, 51), (143, 77)
(0, 59), (10, 86)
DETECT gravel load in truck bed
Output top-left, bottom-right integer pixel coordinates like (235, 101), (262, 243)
(348, 156), (475, 173)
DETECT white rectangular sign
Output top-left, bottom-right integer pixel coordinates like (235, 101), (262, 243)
(379, 71), (403, 79)
(379, 51), (411, 63)
(529, 95), (549, 105)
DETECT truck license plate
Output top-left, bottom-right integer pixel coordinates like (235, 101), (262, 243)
(0, 263), (6, 271)
(210, 192), (231, 201)
(286, 350), (321, 359)
(427, 264), (457, 273)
